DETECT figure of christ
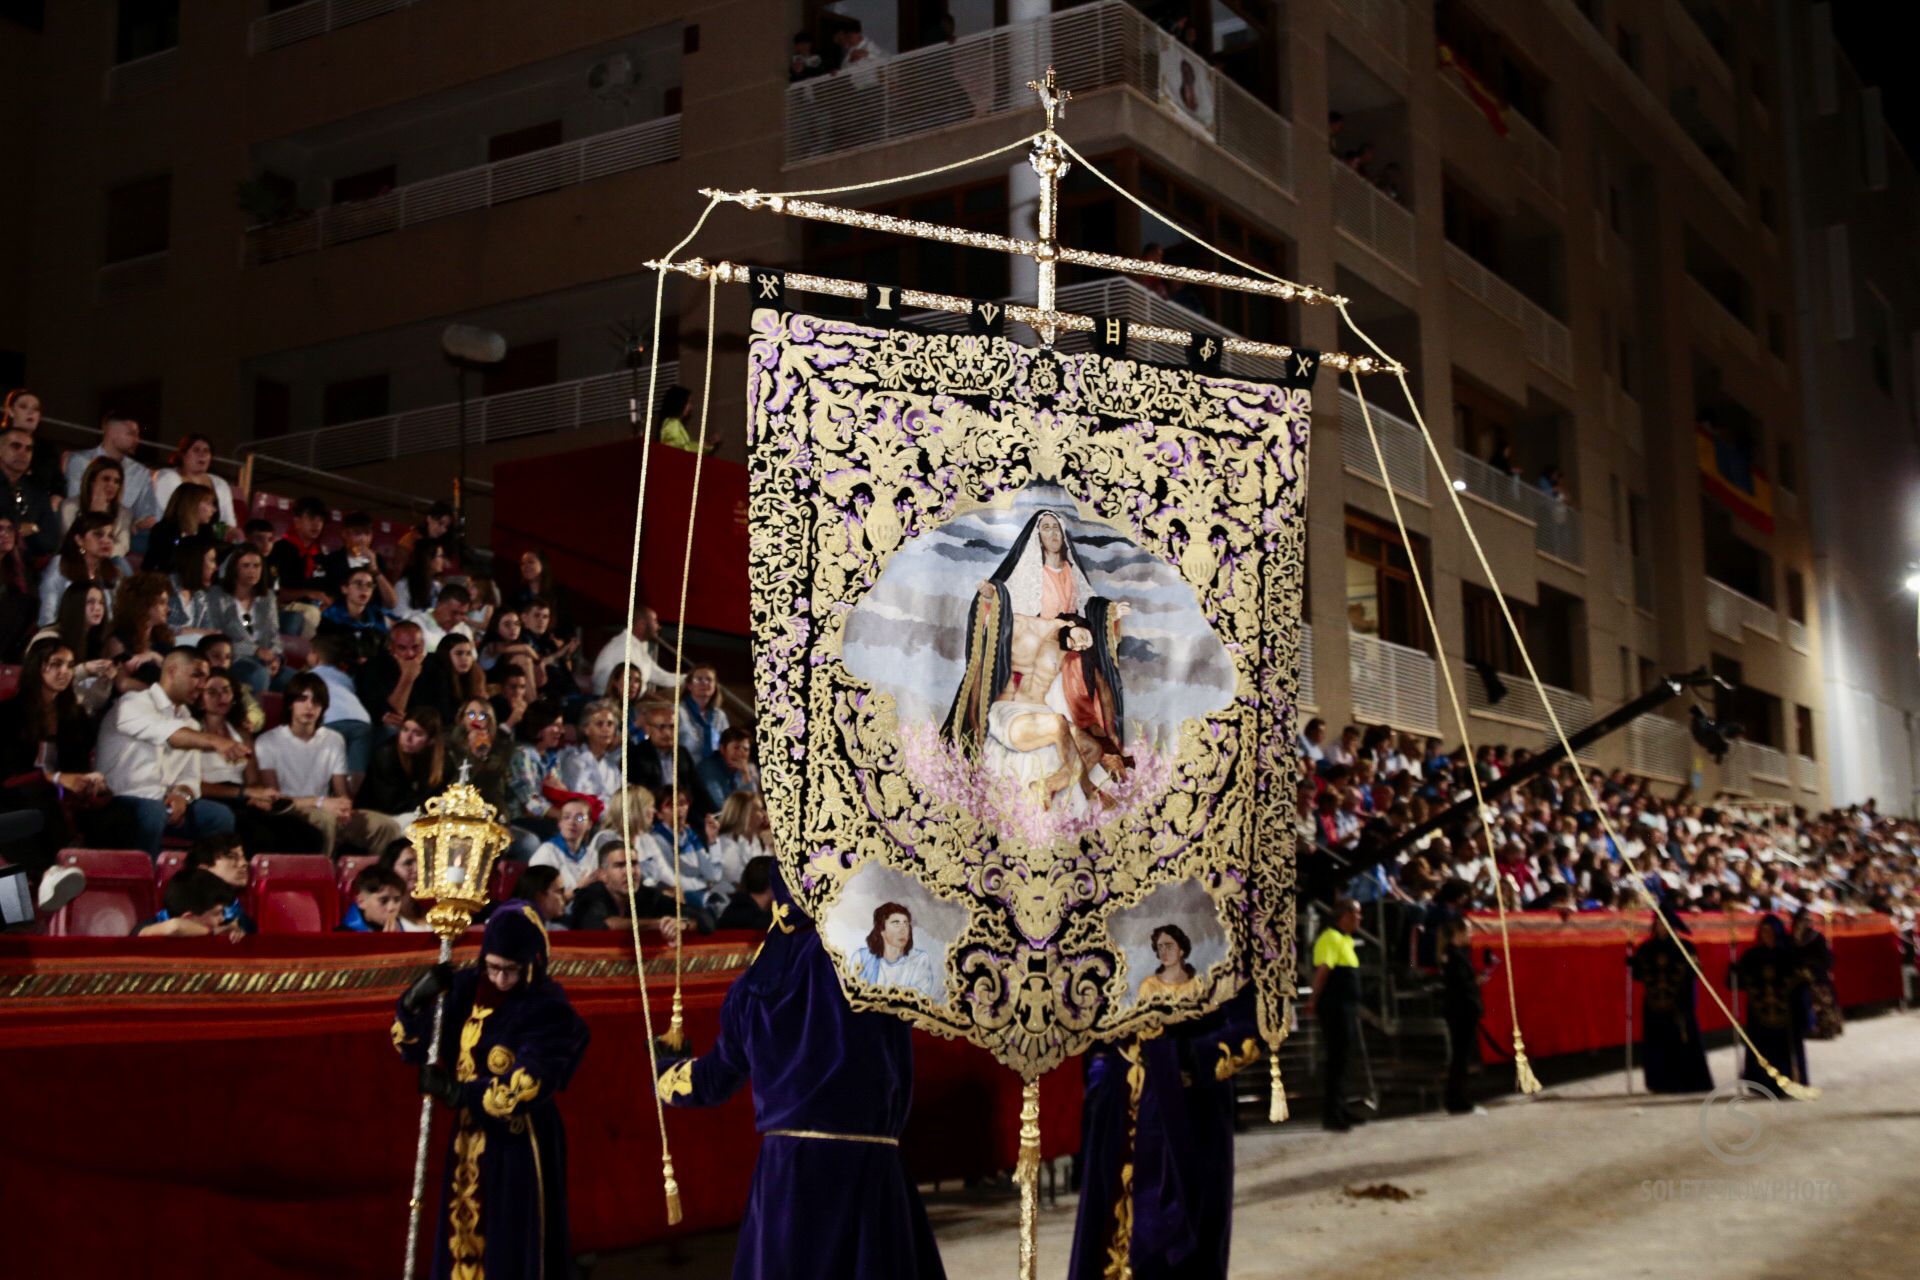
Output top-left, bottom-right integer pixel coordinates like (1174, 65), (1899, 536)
(983, 596), (1131, 808)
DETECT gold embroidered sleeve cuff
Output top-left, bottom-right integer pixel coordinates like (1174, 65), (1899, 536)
(1214, 1036), (1262, 1081)
(657, 1058), (696, 1104)
(481, 1067), (542, 1119)
(390, 1019), (418, 1053)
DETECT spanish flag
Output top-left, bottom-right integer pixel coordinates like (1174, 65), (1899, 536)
(1697, 425), (1775, 534)
(1438, 42), (1510, 138)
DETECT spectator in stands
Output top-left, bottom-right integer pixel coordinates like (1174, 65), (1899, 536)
(652, 785), (721, 908)
(38, 512), (122, 626)
(566, 840), (684, 938)
(307, 632), (374, 783)
(64, 412), (158, 532)
(415, 630), (486, 726)
(338, 865), (407, 932)
(103, 572), (174, 692)
(0, 638), (107, 899)
(357, 706), (445, 833)
(698, 727), (758, 815)
(789, 30), (825, 82)
(716, 854), (777, 931)
(449, 697), (510, 815)
(0, 388), (62, 496)
(605, 663), (649, 756)
(407, 580), (472, 652)
(318, 510), (396, 608)
(185, 832), (257, 935)
(257, 671), (402, 857)
(0, 516), (34, 662)
(195, 665), (326, 855)
(356, 620), (429, 736)
(136, 867), (240, 939)
(591, 603), (675, 696)
(152, 434), (239, 529)
(316, 564), (392, 673)
(243, 518), (278, 588)
(269, 496), (332, 636)
(530, 798), (599, 894)
(205, 545), (281, 695)
(96, 647), (246, 857)
(505, 548), (556, 616)
(146, 481), (218, 577)
(504, 697), (566, 852)
(395, 500), (454, 565)
(166, 536), (222, 641)
(0, 427), (58, 558)
(1298, 716), (1327, 763)
(51, 582), (115, 713)
(480, 607), (541, 686)
(521, 596), (580, 698)
(490, 665), (534, 737)
(587, 782), (654, 864)
(678, 664), (730, 763)
(556, 698), (624, 807)
(58, 456), (132, 563)
(465, 574), (498, 634)
(656, 385), (715, 454)
(376, 839), (432, 932)
(631, 697), (707, 818)
(517, 863), (571, 925)
(394, 537), (448, 616)
(710, 790), (770, 897)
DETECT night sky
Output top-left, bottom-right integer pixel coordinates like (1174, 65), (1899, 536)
(1830, 2), (1917, 156)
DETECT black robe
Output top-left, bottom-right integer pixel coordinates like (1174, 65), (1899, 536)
(1630, 935), (1714, 1093)
(1734, 939), (1809, 1096)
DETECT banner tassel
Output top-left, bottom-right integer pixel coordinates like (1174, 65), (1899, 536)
(1268, 1052), (1289, 1123)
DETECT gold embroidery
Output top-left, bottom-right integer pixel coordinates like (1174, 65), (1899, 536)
(455, 1006), (494, 1083)
(769, 900), (796, 934)
(763, 1128), (900, 1145)
(1214, 1036), (1262, 1081)
(447, 1114), (486, 1277)
(519, 905), (551, 959)
(482, 1068), (542, 1119)
(391, 1019), (417, 1054)
(656, 1058), (695, 1104)
(486, 1045), (515, 1076)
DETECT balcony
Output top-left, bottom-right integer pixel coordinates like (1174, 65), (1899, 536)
(1686, 278), (1759, 363)
(242, 361), (681, 472)
(1444, 243), (1572, 384)
(1611, 551), (1654, 611)
(1330, 159), (1416, 279)
(1451, 449), (1583, 564)
(1722, 739), (1792, 795)
(1338, 389), (1427, 500)
(1626, 713), (1690, 782)
(247, 116), (682, 265)
(1437, 62), (1561, 202)
(250, 0), (413, 53)
(1786, 618), (1809, 653)
(1348, 630), (1439, 733)
(1704, 578), (1777, 642)
(783, 0), (1294, 196)
(1298, 623), (1316, 709)
(1606, 380), (1644, 454)
(105, 48), (178, 104)
(1466, 667), (1594, 743)
(1330, 0), (1409, 68)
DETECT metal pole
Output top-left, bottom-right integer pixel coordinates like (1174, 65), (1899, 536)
(403, 933), (455, 1280)
(1623, 940), (1635, 1095)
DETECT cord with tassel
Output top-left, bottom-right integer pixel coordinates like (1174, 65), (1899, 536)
(661, 988), (687, 1052)
(1268, 1050), (1289, 1123)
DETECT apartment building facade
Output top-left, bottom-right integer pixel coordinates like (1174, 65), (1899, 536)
(1, 0), (1881, 808)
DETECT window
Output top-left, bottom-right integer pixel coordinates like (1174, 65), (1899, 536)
(1711, 653), (1783, 749)
(321, 373), (390, 427)
(1784, 568), (1806, 624)
(1776, 439), (1797, 494)
(331, 166), (396, 205)
(251, 379), (292, 439)
(1344, 509), (1427, 651)
(807, 177), (1010, 305)
(488, 121), (563, 164)
(1795, 705), (1815, 759)
(102, 174), (170, 264)
(481, 339), (559, 398)
(115, 0), (176, 63)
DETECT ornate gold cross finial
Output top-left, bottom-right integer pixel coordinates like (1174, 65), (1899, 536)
(1027, 67), (1071, 130)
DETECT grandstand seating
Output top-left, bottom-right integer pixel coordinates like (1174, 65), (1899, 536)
(250, 853), (340, 934)
(44, 850), (156, 937)
(335, 853), (376, 897)
(154, 849), (187, 891)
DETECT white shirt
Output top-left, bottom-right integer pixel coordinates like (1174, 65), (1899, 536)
(255, 725), (348, 799)
(64, 448), (157, 523)
(530, 838), (598, 893)
(151, 469), (237, 527)
(314, 665), (371, 724)
(97, 683), (204, 801)
(590, 630), (677, 696)
(406, 609), (474, 652)
(555, 744), (622, 803)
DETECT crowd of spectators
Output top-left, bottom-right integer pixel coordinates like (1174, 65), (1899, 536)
(1296, 717), (1920, 953)
(0, 395), (771, 940)
(1327, 111), (1405, 204)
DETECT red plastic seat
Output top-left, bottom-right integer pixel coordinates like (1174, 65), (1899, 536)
(155, 849), (187, 892)
(46, 850), (157, 938)
(0, 664), (20, 702)
(489, 859), (528, 903)
(251, 853), (340, 934)
(336, 853), (376, 897)
(281, 635), (312, 671)
(258, 691), (285, 731)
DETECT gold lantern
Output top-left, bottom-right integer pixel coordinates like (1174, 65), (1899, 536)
(405, 765), (512, 940)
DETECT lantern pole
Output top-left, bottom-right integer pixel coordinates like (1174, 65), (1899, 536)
(405, 928), (459, 1280)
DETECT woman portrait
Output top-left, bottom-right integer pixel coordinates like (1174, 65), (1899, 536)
(1135, 923), (1197, 998)
(853, 901), (944, 1002)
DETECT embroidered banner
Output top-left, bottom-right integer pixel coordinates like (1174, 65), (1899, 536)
(746, 310), (1308, 1076)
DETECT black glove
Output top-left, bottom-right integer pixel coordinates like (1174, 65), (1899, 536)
(400, 962), (455, 1015)
(652, 1035), (694, 1068)
(419, 1063), (461, 1107)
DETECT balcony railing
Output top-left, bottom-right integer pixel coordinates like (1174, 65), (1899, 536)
(1626, 713), (1690, 782)
(240, 362), (681, 472)
(250, 0), (415, 53)
(97, 252), (169, 297)
(247, 115), (682, 264)
(1736, 740), (1792, 786)
(1348, 631), (1438, 733)
(1329, 0), (1408, 66)
(1466, 667), (1594, 742)
(1787, 618), (1809, 653)
(1794, 753), (1821, 794)
(1437, 63), (1561, 201)
(1339, 389), (1427, 499)
(105, 47), (179, 103)
(1686, 279), (1759, 362)
(1451, 449), (1583, 564)
(1298, 623), (1316, 709)
(1330, 159), (1416, 278)
(783, 0), (1294, 196)
(1705, 577), (1777, 641)
(1444, 244), (1573, 383)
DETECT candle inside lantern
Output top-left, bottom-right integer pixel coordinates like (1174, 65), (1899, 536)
(444, 864), (468, 887)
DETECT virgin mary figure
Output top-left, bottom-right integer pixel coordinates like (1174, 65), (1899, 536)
(941, 509), (1130, 813)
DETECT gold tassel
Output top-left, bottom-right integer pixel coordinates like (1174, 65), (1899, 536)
(1768, 1065), (1822, 1101)
(1268, 1053), (1289, 1123)
(662, 1154), (684, 1226)
(1015, 1077), (1042, 1280)
(1512, 1035), (1543, 1095)
(660, 989), (686, 1052)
